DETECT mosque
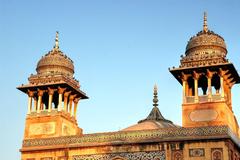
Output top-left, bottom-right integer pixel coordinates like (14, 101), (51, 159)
(18, 13), (240, 160)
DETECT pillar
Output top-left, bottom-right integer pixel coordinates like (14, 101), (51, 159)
(64, 91), (71, 112)
(220, 76), (225, 99)
(207, 70), (213, 101)
(58, 87), (66, 111)
(27, 91), (34, 114)
(181, 74), (188, 103)
(185, 82), (189, 96)
(37, 89), (44, 113)
(182, 80), (186, 103)
(69, 94), (77, 115)
(193, 71), (199, 103)
(34, 97), (37, 111)
(48, 88), (54, 112)
(73, 98), (80, 117)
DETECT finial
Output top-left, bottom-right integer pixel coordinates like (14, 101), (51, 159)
(54, 31), (59, 50)
(153, 84), (158, 107)
(203, 12), (208, 33)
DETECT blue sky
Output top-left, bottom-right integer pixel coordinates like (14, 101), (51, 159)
(1, 0), (240, 159)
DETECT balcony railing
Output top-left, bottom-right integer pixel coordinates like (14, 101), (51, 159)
(185, 94), (222, 104)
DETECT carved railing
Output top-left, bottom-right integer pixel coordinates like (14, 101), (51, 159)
(212, 94), (221, 101)
(185, 94), (222, 104)
(199, 95), (208, 102)
(186, 96), (195, 103)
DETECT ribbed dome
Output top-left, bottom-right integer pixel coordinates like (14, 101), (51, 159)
(185, 30), (227, 56)
(36, 32), (74, 77)
(180, 13), (228, 68)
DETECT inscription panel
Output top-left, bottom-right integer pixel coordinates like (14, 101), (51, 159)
(190, 109), (218, 122)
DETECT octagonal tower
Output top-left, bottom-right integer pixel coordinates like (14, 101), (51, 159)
(170, 13), (240, 136)
(18, 32), (88, 139)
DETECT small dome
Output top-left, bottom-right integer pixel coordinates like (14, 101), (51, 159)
(185, 30), (227, 56)
(36, 32), (74, 77)
(122, 120), (177, 131)
(180, 13), (228, 68)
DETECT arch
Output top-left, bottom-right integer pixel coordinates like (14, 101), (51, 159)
(212, 149), (223, 160)
(212, 73), (220, 94)
(187, 76), (194, 96)
(198, 74), (208, 95)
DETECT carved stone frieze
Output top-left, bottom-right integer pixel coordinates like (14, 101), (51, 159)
(22, 126), (240, 149)
(72, 151), (165, 160)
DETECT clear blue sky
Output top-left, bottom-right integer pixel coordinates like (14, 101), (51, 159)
(1, 0), (240, 159)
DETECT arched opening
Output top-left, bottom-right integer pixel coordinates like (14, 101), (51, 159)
(187, 77), (194, 96)
(53, 92), (59, 109)
(212, 73), (220, 94)
(198, 75), (208, 95)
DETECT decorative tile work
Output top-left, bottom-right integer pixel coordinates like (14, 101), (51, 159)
(189, 148), (205, 157)
(22, 126), (239, 149)
(211, 148), (223, 160)
(72, 151), (165, 160)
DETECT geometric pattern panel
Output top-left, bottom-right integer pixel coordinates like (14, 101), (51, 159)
(23, 126), (238, 148)
(72, 151), (165, 160)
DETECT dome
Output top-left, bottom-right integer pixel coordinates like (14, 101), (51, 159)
(122, 120), (176, 131)
(185, 30), (227, 56)
(180, 13), (228, 68)
(36, 32), (74, 77)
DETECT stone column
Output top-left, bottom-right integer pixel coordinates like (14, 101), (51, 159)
(73, 98), (80, 118)
(207, 70), (213, 101)
(219, 69), (228, 100)
(64, 91), (71, 112)
(58, 87), (66, 111)
(220, 76), (225, 100)
(33, 97), (37, 111)
(27, 91), (34, 114)
(181, 74), (188, 104)
(48, 88), (55, 112)
(69, 94), (77, 115)
(228, 83), (234, 109)
(193, 71), (199, 103)
(185, 82), (189, 97)
(37, 89), (44, 113)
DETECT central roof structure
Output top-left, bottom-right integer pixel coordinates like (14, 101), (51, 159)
(122, 85), (177, 131)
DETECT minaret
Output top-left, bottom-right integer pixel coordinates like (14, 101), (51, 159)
(18, 32), (88, 139)
(170, 13), (240, 136)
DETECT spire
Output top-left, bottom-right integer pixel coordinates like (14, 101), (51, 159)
(203, 12), (208, 33)
(54, 31), (59, 50)
(138, 84), (173, 124)
(153, 84), (158, 107)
